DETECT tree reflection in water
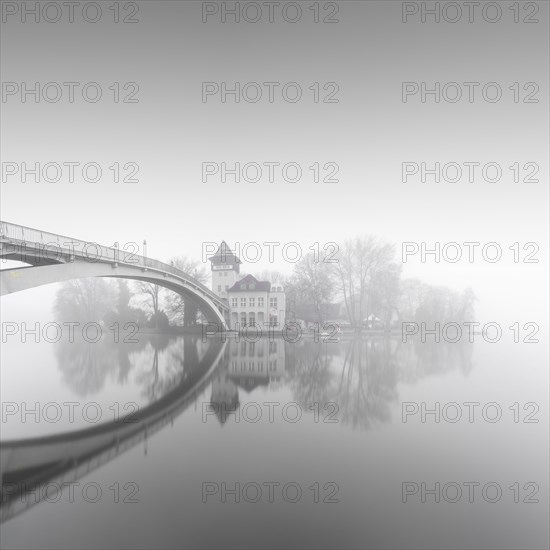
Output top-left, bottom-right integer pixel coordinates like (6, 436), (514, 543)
(54, 333), (210, 403)
(54, 332), (473, 431)
(285, 336), (473, 431)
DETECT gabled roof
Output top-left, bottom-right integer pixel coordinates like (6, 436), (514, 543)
(229, 375), (269, 393)
(227, 274), (270, 293)
(209, 241), (241, 264)
(210, 395), (240, 425)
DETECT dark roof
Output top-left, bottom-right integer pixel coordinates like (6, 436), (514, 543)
(229, 375), (270, 393)
(209, 395), (240, 425)
(209, 241), (241, 265)
(227, 274), (270, 293)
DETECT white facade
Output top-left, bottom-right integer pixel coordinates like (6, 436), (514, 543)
(268, 284), (286, 329)
(228, 338), (286, 383)
(227, 275), (286, 330)
(210, 243), (286, 331)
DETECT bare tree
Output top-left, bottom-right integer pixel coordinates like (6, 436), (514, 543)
(369, 262), (402, 328)
(289, 252), (334, 324)
(54, 278), (117, 323)
(134, 282), (162, 316)
(165, 255), (209, 326)
(253, 269), (288, 285)
(395, 278), (427, 323)
(396, 280), (477, 326)
(333, 236), (395, 329)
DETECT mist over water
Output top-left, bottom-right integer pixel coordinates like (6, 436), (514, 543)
(1, 283), (548, 548)
(1, 1), (549, 548)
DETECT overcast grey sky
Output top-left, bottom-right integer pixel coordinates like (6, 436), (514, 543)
(1, 1), (548, 324)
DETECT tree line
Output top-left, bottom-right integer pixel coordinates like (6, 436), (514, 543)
(257, 236), (475, 330)
(54, 236), (476, 330)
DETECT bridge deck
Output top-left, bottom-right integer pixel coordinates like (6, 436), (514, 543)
(0, 221), (228, 311)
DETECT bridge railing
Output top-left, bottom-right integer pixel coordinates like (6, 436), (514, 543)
(0, 221), (226, 308)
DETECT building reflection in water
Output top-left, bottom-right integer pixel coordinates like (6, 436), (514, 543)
(211, 338), (286, 423)
(50, 332), (474, 429)
(211, 335), (473, 429)
(1, 332), (474, 523)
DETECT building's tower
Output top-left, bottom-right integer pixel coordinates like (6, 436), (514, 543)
(210, 370), (239, 425)
(209, 241), (241, 299)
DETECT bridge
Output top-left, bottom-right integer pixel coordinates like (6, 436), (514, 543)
(0, 221), (228, 328)
(0, 338), (228, 523)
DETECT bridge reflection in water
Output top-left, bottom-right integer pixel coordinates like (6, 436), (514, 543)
(0, 337), (227, 523)
(0, 334), (473, 524)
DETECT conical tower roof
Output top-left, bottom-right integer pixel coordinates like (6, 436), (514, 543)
(209, 241), (241, 265)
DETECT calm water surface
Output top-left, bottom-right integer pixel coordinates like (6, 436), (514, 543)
(1, 329), (548, 549)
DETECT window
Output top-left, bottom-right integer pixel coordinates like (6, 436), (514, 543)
(241, 297), (246, 307)
(258, 297), (264, 307)
(240, 283), (246, 290)
(249, 283), (255, 290)
(249, 297), (255, 307)
(241, 312), (247, 326)
(218, 285), (221, 292)
(249, 312), (255, 325)
(231, 298), (238, 307)
(224, 272), (227, 277)
(270, 297), (278, 309)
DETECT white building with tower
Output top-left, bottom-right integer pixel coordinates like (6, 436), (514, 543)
(209, 242), (286, 330)
(208, 241), (242, 300)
